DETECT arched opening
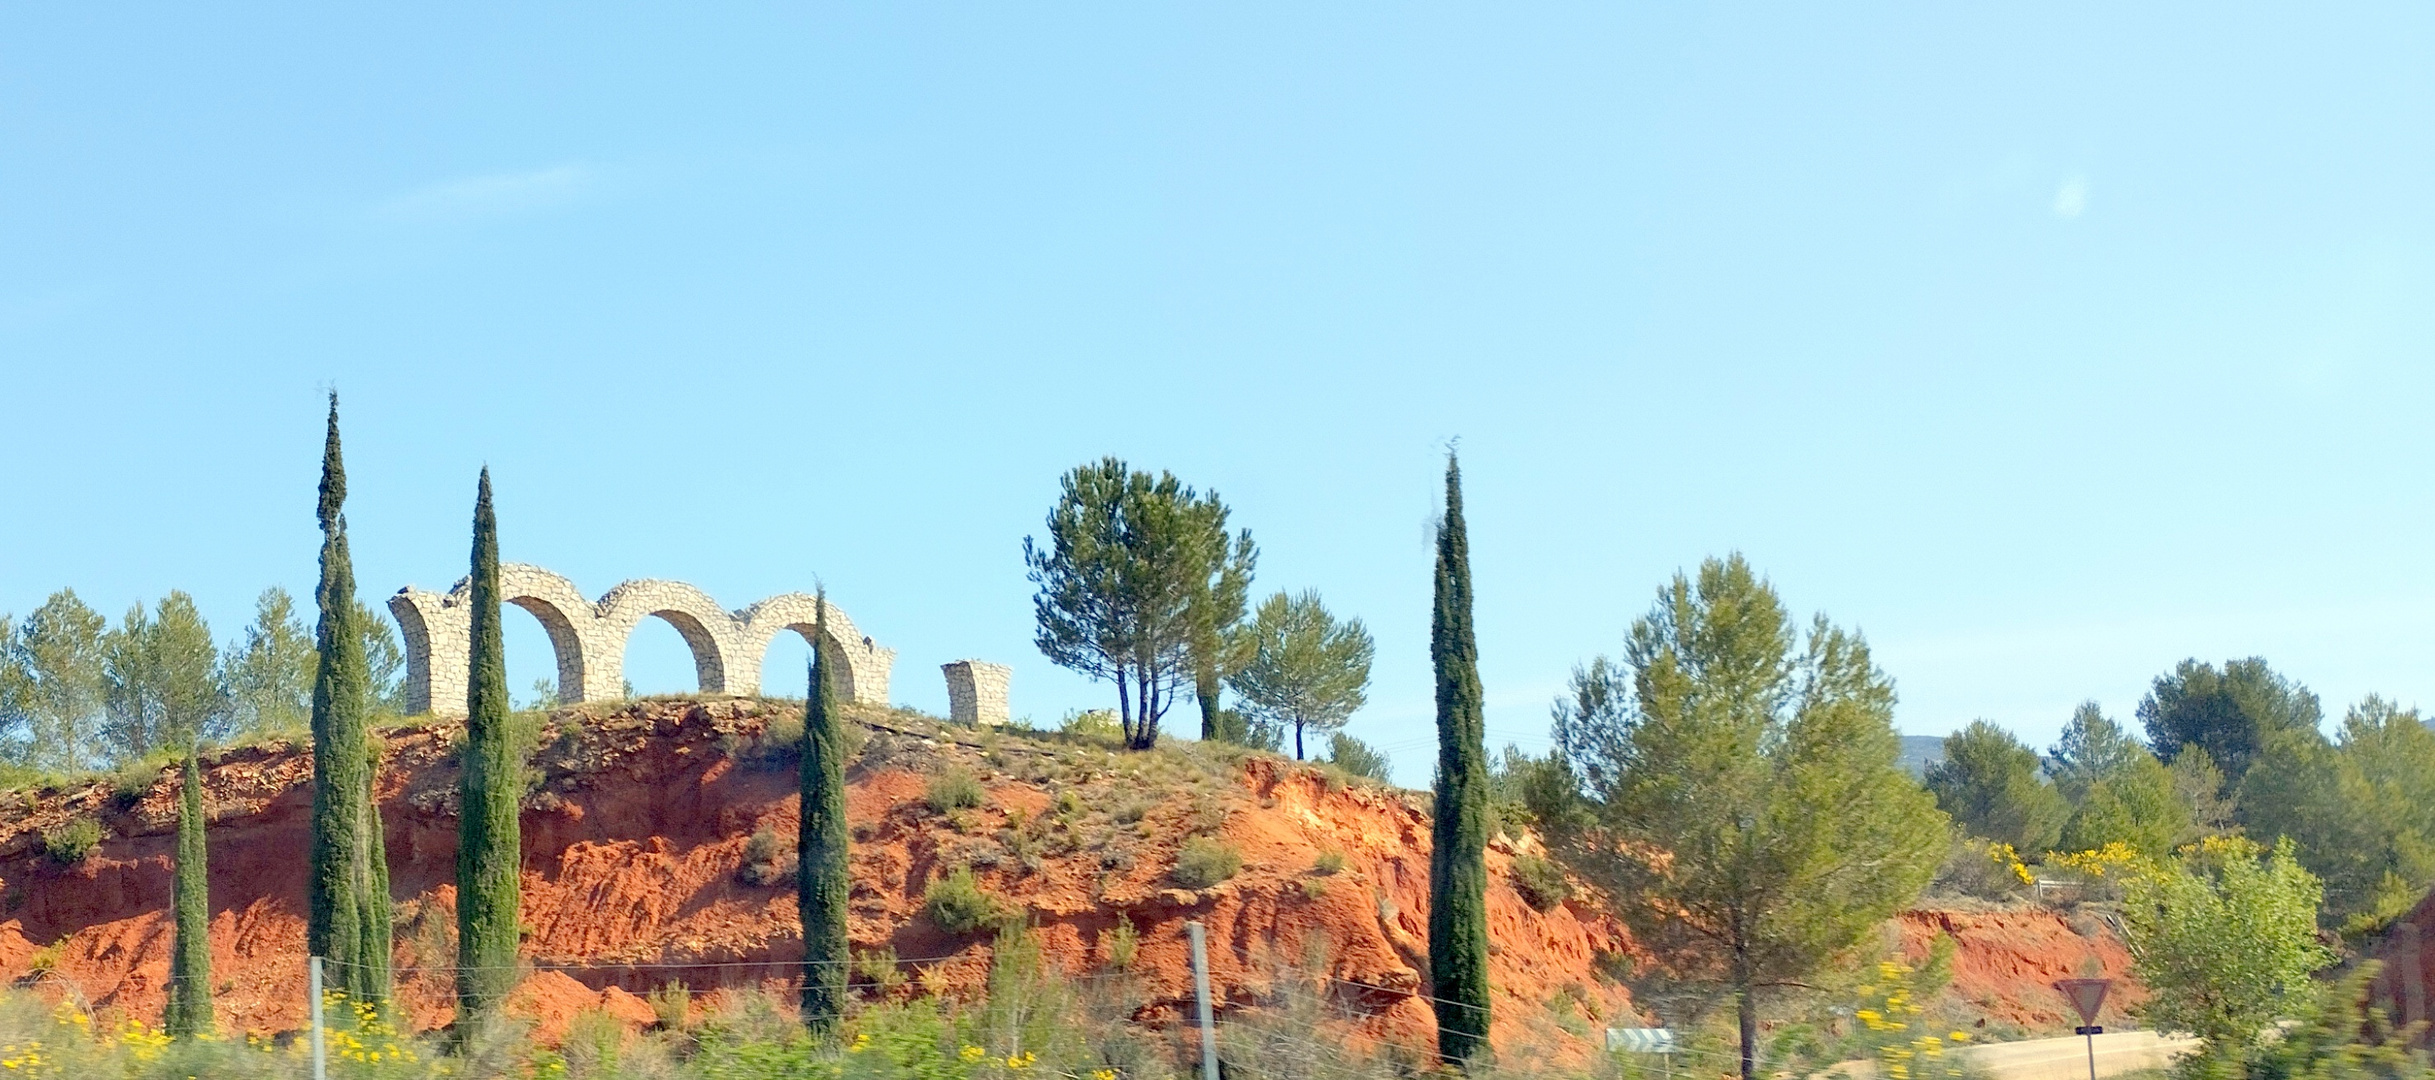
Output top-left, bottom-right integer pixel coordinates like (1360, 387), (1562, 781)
(623, 614), (714, 697)
(759, 629), (817, 698)
(504, 601), (579, 710)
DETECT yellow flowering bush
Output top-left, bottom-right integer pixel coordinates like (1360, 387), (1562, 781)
(2051, 842), (2147, 878)
(1984, 842), (2036, 887)
(1850, 958), (1972, 1080)
(1763, 941), (1969, 1080)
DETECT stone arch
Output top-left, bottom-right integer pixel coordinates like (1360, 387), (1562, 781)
(389, 565), (895, 717)
(388, 594), (442, 717)
(733, 593), (892, 706)
(595, 580), (737, 696)
(498, 564), (595, 704)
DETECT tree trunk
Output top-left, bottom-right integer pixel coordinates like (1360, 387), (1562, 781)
(1295, 721), (1305, 761)
(1735, 934), (1756, 1080)
(1115, 664), (1134, 745)
(1195, 664), (1222, 742)
(1129, 666), (1159, 750)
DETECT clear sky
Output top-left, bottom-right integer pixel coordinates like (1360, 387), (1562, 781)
(8, 5), (2435, 782)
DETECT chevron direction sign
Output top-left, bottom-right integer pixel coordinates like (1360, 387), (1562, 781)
(1606, 1028), (1678, 1054)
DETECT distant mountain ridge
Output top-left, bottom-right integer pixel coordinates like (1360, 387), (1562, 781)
(1901, 734), (1947, 776)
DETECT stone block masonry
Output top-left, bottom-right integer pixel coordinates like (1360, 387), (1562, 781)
(388, 564), (897, 716)
(941, 660), (1012, 726)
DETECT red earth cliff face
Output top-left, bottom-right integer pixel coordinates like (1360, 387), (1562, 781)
(0, 700), (1638, 1057)
(0, 698), (2143, 1057)
(1897, 908), (2140, 1031)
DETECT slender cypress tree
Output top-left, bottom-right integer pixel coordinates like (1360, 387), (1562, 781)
(1427, 452), (1492, 1067)
(307, 393), (391, 1002)
(164, 747), (213, 1037)
(797, 591), (850, 1032)
(456, 469), (522, 1029)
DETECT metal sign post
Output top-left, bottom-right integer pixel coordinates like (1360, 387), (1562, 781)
(1608, 1027), (1678, 1079)
(308, 956), (327, 1080)
(2055, 978), (2112, 1080)
(1187, 922), (1218, 1080)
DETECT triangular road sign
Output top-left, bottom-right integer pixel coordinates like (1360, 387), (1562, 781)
(2055, 978), (2111, 1026)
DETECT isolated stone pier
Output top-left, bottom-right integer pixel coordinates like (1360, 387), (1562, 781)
(941, 660), (1012, 726)
(387, 564), (895, 716)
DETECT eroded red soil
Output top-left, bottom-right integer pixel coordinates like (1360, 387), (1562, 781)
(0, 700), (1634, 1057)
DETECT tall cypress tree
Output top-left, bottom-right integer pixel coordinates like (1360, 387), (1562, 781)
(307, 393), (391, 1002)
(1427, 452), (1491, 1067)
(456, 469), (522, 1029)
(164, 747), (213, 1037)
(797, 591), (849, 1031)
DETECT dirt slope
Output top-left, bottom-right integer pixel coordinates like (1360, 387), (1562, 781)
(1897, 908), (2140, 1032)
(0, 699), (2142, 1059)
(0, 699), (1636, 1057)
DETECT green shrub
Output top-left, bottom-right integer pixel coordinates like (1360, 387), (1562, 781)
(1112, 795), (1155, 824)
(1512, 853), (1572, 912)
(743, 825), (779, 865)
(736, 825), (794, 887)
(43, 818), (101, 865)
(1326, 732), (1394, 783)
(921, 866), (1005, 933)
(926, 767), (986, 813)
(1314, 850), (1347, 875)
(646, 981), (692, 1031)
(1053, 789), (1087, 820)
(1060, 709), (1122, 739)
(107, 762), (160, 808)
(1105, 914), (1138, 971)
(855, 948), (909, 994)
(1172, 837), (1242, 889)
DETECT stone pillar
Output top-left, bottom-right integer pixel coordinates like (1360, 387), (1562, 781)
(942, 661), (1011, 726)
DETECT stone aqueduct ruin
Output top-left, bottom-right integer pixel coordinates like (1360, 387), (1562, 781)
(387, 564), (1009, 724)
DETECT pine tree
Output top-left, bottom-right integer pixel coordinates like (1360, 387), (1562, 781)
(164, 748), (213, 1037)
(307, 393), (391, 1003)
(456, 468), (522, 1028)
(797, 590), (850, 1032)
(1548, 555), (1946, 1080)
(1427, 453), (1491, 1066)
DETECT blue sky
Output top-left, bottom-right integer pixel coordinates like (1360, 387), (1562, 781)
(7, 5), (2435, 781)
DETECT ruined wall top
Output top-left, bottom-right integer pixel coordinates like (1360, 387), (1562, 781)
(386, 564), (895, 716)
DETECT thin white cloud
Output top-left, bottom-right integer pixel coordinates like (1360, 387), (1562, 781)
(2052, 175), (2090, 219)
(377, 164), (594, 221)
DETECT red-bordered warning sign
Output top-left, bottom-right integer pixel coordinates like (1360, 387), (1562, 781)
(2055, 978), (2111, 1026)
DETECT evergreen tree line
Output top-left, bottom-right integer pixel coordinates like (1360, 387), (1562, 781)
(1919, 659), (2435, 933)
(0, 584), (406, 774)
